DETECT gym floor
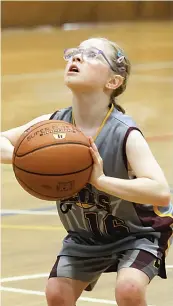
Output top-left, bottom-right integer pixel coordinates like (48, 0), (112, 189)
(1, 21), (173, 306)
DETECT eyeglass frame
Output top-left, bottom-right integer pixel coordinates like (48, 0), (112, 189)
(63, 47), (119, 73)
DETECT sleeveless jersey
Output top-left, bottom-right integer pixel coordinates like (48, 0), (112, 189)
(50, 107), (173, 259)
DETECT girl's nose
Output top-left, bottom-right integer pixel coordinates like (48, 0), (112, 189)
(72, 53), (83, 62)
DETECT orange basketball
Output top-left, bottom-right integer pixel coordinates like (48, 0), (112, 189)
(12, 120), (93, 201)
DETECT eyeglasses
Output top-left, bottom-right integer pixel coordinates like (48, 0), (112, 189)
(63, 47), (117, 72)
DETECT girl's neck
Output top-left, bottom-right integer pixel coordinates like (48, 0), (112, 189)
(72, 91), (110, 130)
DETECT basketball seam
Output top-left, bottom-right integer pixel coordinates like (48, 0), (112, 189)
(15, 142), (90, 157)
(13, 163), (93, 176)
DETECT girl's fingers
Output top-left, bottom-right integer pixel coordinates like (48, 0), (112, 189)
(89, 137), (98, 152)
(90, 147), (99, 164)
(93, 143), (98, 152)
(90, 147), (96, 157)
(89, 136), (94, 146)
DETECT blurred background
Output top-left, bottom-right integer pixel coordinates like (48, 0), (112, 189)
(2, 1), (173, 27)
(2, 1), (173, 129)
(1, 1), (173, 306)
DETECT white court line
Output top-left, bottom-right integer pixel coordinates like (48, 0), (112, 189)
(0, 286), (119, 305)
(1, 267), (173, 284)
(0, 286), (118, 304)
(0, 286), (156, 306)
(0, 273), (49, 283)
(0, 286), (45, 296)
(3, 208), (173, 218)
(1, 209), (57, 216)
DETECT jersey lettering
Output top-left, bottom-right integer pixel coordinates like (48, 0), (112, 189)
(84, 212), (129, 239)
(59, 184), (129, 237)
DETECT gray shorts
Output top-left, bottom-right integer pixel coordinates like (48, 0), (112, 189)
(49, 249), (164, 291)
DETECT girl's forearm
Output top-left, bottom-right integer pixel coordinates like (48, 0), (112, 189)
(96, 176), (170, 207)
(0, 136), (14, 164)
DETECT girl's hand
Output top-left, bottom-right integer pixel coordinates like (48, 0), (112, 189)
(88, 137), (105, 188)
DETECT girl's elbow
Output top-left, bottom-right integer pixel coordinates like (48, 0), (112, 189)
(158, 189), (171, 207)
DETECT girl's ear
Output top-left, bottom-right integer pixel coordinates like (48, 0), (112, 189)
(106, 75), (124, 90)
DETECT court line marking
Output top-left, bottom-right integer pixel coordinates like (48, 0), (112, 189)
(2, 223), (173, 235)
(1, 268), (172, 284)
(0, 224), (64, 231)
(0, 286), (155, 306)
(0, 209), (57, 216)
(1, 205), (56, 217)
(0, 273), (49, 283)
(27, 205), (55, 212)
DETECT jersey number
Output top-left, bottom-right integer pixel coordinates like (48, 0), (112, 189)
(84, 212), (129, 238)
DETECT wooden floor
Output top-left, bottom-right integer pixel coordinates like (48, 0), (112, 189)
(1, 21), (173, 306)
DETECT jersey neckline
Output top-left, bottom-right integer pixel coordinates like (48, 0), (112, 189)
(71, 103), (114, 141)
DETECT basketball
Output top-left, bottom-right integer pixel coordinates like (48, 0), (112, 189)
(12, 120), (93, 201)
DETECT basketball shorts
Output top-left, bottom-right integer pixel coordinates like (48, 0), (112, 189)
(49, 249), (165, 291)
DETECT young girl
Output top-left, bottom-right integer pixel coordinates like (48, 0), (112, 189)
(1, 37), (172, 306)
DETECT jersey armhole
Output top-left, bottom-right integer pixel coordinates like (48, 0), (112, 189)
(122, 127), (144, 170)
(49, 110), (59, 120)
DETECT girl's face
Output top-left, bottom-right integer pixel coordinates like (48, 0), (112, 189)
(64, 38), (115, 91)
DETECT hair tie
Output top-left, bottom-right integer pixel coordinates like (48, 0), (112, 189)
(117, 56), (125, 64)
(117, 50), (123, 57)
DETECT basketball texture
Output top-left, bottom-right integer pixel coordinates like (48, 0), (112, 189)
(12, 120), (93, 201)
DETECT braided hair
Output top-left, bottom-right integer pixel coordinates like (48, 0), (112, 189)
(100, 38), (131, 114)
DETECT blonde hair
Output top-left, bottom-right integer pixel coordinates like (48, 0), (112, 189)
(98, 38), (131, 114)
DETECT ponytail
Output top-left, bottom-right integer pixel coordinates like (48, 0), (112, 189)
(110, 95), (125, 114)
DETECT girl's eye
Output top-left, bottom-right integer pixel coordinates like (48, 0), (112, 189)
(65, 50), (79, 60)
(85, 51), (97, 58)
(71, 51), (78, 58)
(89, 52), (96, 58)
